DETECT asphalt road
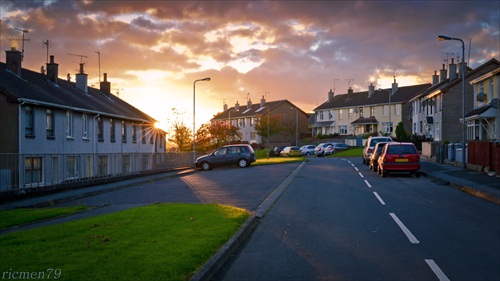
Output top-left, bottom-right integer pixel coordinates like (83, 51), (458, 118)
(215, 157), (500, 281)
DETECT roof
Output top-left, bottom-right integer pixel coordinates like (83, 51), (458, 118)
(314, 83), (431, 111)
(212, 99), (305, 120)
(465, 104), (497, 119)
(0, 62), (156, 123)
(351, 117), (378, 125)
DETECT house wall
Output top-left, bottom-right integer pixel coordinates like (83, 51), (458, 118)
(0, 95), (19, 153)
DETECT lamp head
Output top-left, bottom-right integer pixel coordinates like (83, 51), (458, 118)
(203, 77), (211, 81)
(438, 35), (452, 41)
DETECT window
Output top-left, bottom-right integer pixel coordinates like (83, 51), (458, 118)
(97, 117), (104, 141)
(150, 132), (154, 144)
(489, 77), (494, 101)
(25, 157), (42, 186)
(110, 118), (115, 142)
(319, 111), (324, 121)
(359, 107), (364, 118)
(46, 109), (54, 138)
(66, 111), (74, 138)
(348, 108), (354, 119)
(98, 156), (108, 176)
(142, 126), (146, 144)
(383, 122), (393, 133)
(395, 104), (401, 116)
(239, 118), (245, 127)
(66, 156), (80, 179)
(370, 106), (375, 117)
(25, 105), (34, 137)
(122, 155), (131, 174)
(328, 111), (333, 119)
(132, 123), (137, 143)
(382, 105), (388, 116)
(121, 120), (127, 143)
(82, 113), (89, 139)
(338, 109), (343, 120)
(339, 125), (347, 135)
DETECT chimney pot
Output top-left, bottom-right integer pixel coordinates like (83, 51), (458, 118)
(46, 55), (59, 83)
(100, 72), (111, 94)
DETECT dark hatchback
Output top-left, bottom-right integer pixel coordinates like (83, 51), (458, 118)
(195, 144), (256, 171)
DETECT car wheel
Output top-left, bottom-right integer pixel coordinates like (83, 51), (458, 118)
(382, 169), (388, 177)
(201, 162), (211, 171)
(238, 159), (248, 168)
(306, 152), (310, 156)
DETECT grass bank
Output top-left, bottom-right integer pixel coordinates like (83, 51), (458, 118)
(0, 205), (89, 229)
(329, 147), (363, 157)
(0, 203), (249, 281)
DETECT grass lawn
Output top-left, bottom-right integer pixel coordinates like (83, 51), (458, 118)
(0, 205), (89, 229)
(329, 147), (363, 157)
(0, 203), (249, 281)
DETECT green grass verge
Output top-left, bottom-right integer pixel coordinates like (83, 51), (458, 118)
(0, 206), (89, 229)
(254, 156), (306, 165)
(0, 203), (249, 281)
(329, 147), (363, 157)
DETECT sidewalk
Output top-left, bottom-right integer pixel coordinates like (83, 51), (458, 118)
(420, 159), (500, 205)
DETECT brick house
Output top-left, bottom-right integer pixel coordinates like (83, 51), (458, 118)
(211, 96), (310, 147)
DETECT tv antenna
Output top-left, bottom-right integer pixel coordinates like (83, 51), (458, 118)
(112, 88), (123, 97)
(441, 52), (454, 67)
(332, 78), (339, 92)
(67, 53), (88, 64)
(42, 39), (51, 63)
(346, 78), (354, 89)
(95, 50), (101, 82)
(9, 27), (30, 61)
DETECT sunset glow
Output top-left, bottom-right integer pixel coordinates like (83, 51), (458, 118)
(1, 1), (498, 131)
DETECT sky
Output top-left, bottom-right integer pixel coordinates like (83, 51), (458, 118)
(1, 0), (499, 131)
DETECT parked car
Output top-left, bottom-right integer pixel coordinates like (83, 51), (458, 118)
(324, 144), (335, 155)
(377, 142), (421, 177)
(272, 146), (286, 157)
(369, 142), (389, 172)
(281, 146), (302, 157)
(331, 143), (349, 150)
(362, 136), (393, 165)
(315, 143), (333, 157)
(300, 145), (317, 156)
(195, 144), (256, 171)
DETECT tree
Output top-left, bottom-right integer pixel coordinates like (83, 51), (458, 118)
(196, 121), (241, 151)
(395, 121), (408, 141)
(254, 114), (284, 147)
(166, 108), (192, 151)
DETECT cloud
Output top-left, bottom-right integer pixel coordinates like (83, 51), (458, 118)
(1, 0), (498, 128)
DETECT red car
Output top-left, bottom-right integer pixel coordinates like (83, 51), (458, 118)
(377, 142), (421, 177)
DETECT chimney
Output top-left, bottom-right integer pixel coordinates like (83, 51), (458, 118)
(235, 101), (240, 111)
(391, 77), (398, 94)
(5, 47), (22, 76)
(432, 70), (439, 85)
(439, 64), (447, 82)
(75, 63), (88, 93)
(46, 55), (59, 84)
(100, 73), (111, 94)
(223, 102), (228, 112)
(247, 98), (252, 108)
(260, 95), (266, 107)
(368, 84), (374, 98)
(448, 58), (457, 80)
(328, 89), (334, 101)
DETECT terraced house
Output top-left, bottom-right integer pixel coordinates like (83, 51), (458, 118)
(0, 48), (167, 196)
(410, 58), (500, 142)
(313, 80), (430, 138)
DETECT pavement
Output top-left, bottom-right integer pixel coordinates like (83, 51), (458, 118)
(1, 159), (499, 280)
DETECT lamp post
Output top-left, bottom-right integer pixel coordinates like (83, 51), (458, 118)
(379, 88), (392, 136)
(193, 77), (211, 165)
(290, 107), (298, 146)
(438, 35), (466, 169)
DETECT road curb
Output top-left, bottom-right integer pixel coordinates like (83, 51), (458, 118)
(191, 161), (306, 281)
(190, 214), (260, 281)
(421, 171), (500, 205)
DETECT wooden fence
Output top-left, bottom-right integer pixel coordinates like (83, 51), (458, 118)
(468, 141), (500, 172)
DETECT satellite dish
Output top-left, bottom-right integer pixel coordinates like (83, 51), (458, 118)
(491, 98), (499, 109)
(476, 92), (486, 102)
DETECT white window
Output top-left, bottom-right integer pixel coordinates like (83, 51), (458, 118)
(395, 104), (401, 116)
(82, 113), (89, 139)
(66, 156), (80, 179)
(348, 108), (354, 119)
(338, 109), (343, 120)
(25, 157), (42, 186)
(382, 105), (388, 117)
(339, 125), (347, 135)
(66, 111), (74, 138)
(46, 109), (54, 138)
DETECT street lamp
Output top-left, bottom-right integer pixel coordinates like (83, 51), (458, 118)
(290, 107), (298, 146)
(379, 88), (393, 136)
(438, 35), (466, 169)
(193, 77), (211, 165)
